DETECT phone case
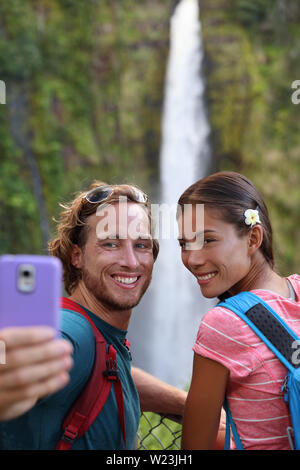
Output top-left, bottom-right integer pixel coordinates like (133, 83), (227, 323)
(0, 255), (62, 335)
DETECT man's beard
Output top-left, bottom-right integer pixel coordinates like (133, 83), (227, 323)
(81, 267), (152, 311)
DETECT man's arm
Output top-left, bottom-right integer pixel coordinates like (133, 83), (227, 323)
(131, 366), (187, 417)
(0, 326), (73, 421)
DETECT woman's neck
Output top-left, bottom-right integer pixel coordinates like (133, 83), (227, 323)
(229, 256), (290, 299)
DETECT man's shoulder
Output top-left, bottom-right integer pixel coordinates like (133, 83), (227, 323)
(60, 308), (96, 353)
(54, 309), (96, 396)
(61, 307), (94, 329)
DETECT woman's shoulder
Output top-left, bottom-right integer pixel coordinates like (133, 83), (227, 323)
(202, 302), (242, 322)
(195, 304), (258, 376)
(250, 273), (300, 303)
(288, 274), (300, 281)
(287, 274), (300, 297)
(200, 303), (247, 338)
(199, 299), (267, 348)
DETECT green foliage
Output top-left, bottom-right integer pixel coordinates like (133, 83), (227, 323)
(1, 0), (298, 277)
(233, 0), (274, 26)
(0, 1), (42, 80)
(200, 0), (300, 276)
(0, 0), (171, 254)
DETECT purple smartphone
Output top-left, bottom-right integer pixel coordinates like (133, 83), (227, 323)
(0, 255), (62, 335)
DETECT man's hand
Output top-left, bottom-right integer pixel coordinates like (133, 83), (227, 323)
(0, 326), (73, 421)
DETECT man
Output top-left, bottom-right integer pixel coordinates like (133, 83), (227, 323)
(0, 182), (188, 450)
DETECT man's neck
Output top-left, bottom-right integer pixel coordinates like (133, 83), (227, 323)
(69, 284), (131, 331)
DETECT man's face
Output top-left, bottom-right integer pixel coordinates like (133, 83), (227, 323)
(73, 202), (154, 312)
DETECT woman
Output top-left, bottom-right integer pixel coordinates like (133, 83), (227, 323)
(178, 171), (300, 450)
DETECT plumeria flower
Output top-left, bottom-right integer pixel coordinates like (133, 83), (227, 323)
(244, 209), (261, 227)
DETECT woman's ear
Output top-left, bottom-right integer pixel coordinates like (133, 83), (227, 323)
(248, 225), (263, 256)
(71, 244), (83, 269)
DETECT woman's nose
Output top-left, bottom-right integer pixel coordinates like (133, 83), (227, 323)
(184, 246), (205, 270)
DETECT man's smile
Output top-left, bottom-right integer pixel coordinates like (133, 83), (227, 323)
(111, 273), (141, 289)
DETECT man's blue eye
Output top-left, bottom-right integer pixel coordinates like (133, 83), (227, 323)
(136, 242), (151, 249)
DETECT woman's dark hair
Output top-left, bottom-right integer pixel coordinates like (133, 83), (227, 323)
(177, 171), (274, 270)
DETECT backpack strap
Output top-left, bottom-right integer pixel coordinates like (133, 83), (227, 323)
(56, 297), (127, 450)
(218, 291), (300, 449)
(224, 398), (244, 450)
(219, 291), (300, 372)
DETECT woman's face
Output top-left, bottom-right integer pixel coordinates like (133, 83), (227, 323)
(178, 206), (252, 298)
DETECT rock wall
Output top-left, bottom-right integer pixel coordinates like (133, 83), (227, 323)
(199, 0), (300, 275)
(0, 0), (174, 253)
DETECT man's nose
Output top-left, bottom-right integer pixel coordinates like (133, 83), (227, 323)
(120, 242), (139, 269)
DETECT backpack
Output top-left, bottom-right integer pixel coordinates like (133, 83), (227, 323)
(56, 297), (129, 450)
(218, 291), (300, 450)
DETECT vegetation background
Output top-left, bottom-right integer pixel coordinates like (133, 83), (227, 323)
(0, 0), (299, 276)
(0, 0), (299, 450)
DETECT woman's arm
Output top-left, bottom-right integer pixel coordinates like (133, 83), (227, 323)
(181, 353), (229, 450)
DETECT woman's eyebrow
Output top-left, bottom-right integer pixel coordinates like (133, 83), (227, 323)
(178, 229), (217, 242)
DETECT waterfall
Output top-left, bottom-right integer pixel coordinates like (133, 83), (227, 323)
(128, 0), (215, 389)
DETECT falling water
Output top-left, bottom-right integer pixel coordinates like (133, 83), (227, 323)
(128, 0), (215, 389)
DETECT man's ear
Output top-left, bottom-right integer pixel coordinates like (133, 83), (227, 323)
(248, 225), (263, 256)
(71, 244), (83, 269)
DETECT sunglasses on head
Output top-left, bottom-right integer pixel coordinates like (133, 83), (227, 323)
(83, 185), (148, 205)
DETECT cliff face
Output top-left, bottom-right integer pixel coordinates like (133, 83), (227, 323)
(1, 0), (299, 275)
(0, 0), (173, 253)
(199, 0), (300, 275)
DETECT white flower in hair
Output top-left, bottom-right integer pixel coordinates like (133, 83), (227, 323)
(244, 209), (261, 227)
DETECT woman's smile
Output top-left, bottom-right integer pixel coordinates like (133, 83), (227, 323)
(196, 271), (218, 285)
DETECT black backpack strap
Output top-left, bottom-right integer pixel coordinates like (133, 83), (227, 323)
(218, 291), (300, 372)
(243, 302), (300, 369)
